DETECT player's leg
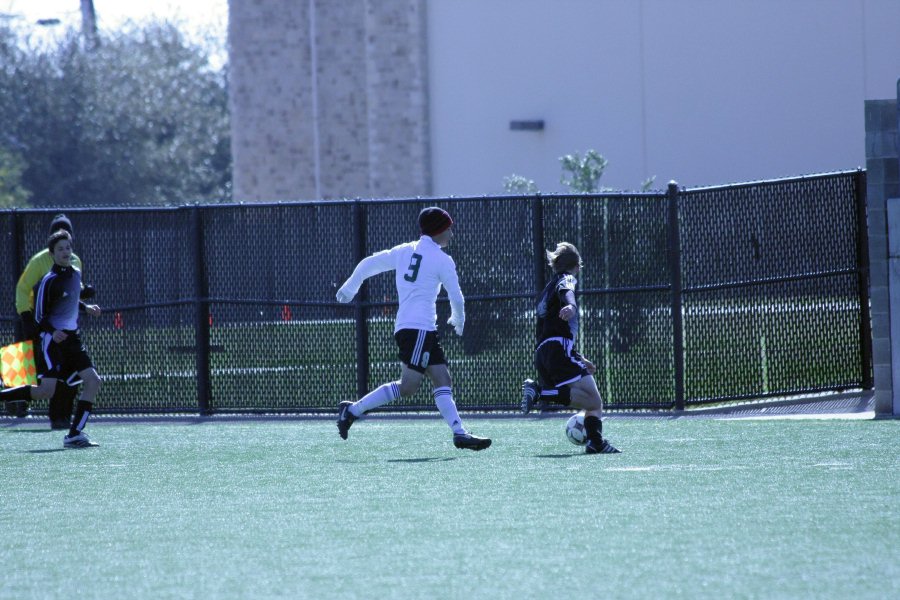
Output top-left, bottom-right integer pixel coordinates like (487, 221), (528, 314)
(336, 369), (418, 440)
(521, 348), (540, 413)
(48, 374), (78, 430)
(3, 381), (31, 416)
(337, 329), (427, 440)
(420, 333), (489, 451)
(521, 378), (538, 413)
(4, 332), (61, 415)
(530, 343), (575, 410)
(568, 375), (619, 454)
(2, 376), (57, 403)
(567, 374), (601, 412)
(63, 367), (100, 448)
(426, 363), (462, 434)
(61, 339), (100, 448)
(425, 363), (490, 451)
(3, 338), (57, 415)
(6, 317), (37, 417)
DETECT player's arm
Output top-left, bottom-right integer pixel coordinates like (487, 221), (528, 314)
(336, 248), (395, 303)
(442, 257), (465, 335)
(15, 259), (45, 315)
(557, 275), (578, 321)
(34, 277), (58, 334)
(581, 357), (596, 374)
(80, 301), (101, 317)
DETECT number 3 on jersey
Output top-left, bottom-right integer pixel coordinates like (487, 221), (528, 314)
(404, 253), (423, 282)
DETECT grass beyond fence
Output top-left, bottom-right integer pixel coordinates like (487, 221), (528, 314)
(65, 291), (864, 414)
(2, 416), (897, 599)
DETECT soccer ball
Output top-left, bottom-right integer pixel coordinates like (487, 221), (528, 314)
(565, 412), (588, 446)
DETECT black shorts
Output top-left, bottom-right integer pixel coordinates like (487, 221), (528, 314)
(534, 338), (587, 391)
(394, 329), (447, 373)
(35, 330), (93, 383)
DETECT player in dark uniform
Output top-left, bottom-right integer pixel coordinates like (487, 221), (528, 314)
(1, 229), (102, 448)
(521, 242), (620, 454)
(10, 213), (91, 427)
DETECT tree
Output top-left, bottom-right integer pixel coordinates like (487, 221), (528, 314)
(503, 150), (664, 354)
(560, 149), (608, 193)
(0, 146), (31, 208)
(502, 174), (538, 194)
(503, 149), (655, 195)
(0, 21), (231, 207)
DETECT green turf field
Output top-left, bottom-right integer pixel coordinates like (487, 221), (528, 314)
(2, 416), (898, 599)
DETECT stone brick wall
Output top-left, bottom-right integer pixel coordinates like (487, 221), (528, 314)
(228, 0), (430, 201)
(363, 0), (431, 198)
(865, 88), (900, 415)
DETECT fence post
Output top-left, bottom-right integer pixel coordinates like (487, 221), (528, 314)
(667, 181), (686, 410)
(855, 168), (874, 388)
(8, 211), (22, 339)
(353, 200), (370, 400)
(531, 196), (545, 356)
(531, 196), (545, 293)
(193, 205), (212, 415)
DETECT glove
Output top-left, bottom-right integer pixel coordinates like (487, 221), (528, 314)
(19, 311), (37, 340)
(447, 314), (464, 336)
(336, 288), (354, 303)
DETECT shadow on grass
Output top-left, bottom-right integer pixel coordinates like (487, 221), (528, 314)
(2, 428), (53, 433)
(534, 453), (581, 459)
(387, 457), (457, 463)
(25, 448), (67, 454)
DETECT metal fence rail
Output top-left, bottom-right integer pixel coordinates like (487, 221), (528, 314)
(0, 170), (871, 414)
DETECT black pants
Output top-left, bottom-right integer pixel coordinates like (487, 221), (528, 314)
(17, 317), (77, 425)
(48, 383), (77, 425)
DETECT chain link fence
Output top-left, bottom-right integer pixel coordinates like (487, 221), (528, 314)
(0, 170), (871, 414)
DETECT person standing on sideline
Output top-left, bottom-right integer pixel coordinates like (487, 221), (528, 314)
(335, 206), (491, 451)
(1, 229), (102, 448)
(521, 242), (620, 454)
(9, 214), (93, 428)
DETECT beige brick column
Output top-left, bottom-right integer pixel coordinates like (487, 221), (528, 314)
(228, 0), (430, 202)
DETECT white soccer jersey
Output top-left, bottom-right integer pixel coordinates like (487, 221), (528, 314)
(338, 235), (464, 332)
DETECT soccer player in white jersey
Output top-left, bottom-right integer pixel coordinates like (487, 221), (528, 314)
(335, 207), (491, 451)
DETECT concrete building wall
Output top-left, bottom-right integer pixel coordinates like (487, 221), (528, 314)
(866, 90), (899, 415)
(229, 0), (900, 199)
(428, 0), (900, 194)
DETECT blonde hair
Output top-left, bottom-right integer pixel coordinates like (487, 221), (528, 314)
(546, 242), (582, 273)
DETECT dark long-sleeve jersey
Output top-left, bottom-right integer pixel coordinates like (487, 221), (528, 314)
(535, 272), (579, 345)
(34, 264), (84, 333)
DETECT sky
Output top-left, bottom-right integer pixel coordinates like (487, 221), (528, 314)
(0, 0), (228, 54)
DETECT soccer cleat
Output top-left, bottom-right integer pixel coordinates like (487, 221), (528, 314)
(521, 379), (540, 414)
(585, 438), (620, 454)
(63, 432), (99, 449)
(336, 400), (357, 440)
(453, 432), (492, 451)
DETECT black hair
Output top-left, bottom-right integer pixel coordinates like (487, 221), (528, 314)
(47, 229), (72, 253)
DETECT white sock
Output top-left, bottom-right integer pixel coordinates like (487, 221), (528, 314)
(433, 386), (466, 435)
(351, 381), (400, 416)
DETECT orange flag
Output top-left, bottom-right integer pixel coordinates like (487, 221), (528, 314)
(1, 341), (37, 387)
